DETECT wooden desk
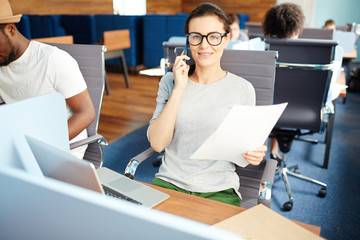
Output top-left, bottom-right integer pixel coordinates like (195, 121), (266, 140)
(337, 70), (347, 99)
(340, 49), (356, 104)
(343, 49), (357, 59)
(32, 35), (74, 44)
(147, 184), (321, 236)
(342, 49), (357, 85)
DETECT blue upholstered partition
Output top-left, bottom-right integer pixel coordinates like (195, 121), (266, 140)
(167, 14), (188, 36)
(95, 15), (144, 67)
(61, 15), (97, 44)
(143, 14), (189, 68)
(15, 15), (31, 39)
(237, 14), (249, 29)
(143, 15), (168, 68)
(19, 13), (248, 69)
(27, 15), (66, 38)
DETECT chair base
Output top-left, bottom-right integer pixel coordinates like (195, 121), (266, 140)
(276, 154), (327, 211)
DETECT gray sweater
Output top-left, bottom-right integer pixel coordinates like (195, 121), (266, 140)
(150, 72), (255, 198)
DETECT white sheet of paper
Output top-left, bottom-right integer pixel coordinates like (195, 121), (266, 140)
(190, 103), (288, 167)
(139, 68), (165, 76)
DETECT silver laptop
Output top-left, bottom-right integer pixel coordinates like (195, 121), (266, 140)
(25, 135), (169, 208)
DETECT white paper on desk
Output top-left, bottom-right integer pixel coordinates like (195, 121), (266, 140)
(328, 83), (348, 102)
(139, 68), (165, 76)
(190, 103), (288, 167)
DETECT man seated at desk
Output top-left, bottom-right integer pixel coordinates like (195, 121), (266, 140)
(0, 0), (95, 159)
(226, 13), (249, 50)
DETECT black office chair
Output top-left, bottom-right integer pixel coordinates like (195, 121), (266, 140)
(125, 48), (279, 208)
(265, 38), (338, 211)
(299, 28), (334, 40)
(48, 43), (108, 168)
(245, 22), (263, 39)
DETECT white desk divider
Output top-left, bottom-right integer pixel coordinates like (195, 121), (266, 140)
(0, 93), (69, 175)
(0, 156), (242, 240)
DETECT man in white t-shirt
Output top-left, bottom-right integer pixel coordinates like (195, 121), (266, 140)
(0, 0), (95, 159)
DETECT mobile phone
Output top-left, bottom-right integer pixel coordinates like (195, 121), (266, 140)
(184, 37), (188, 63)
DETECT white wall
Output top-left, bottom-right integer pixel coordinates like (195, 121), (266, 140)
(277, 0), (316, 28)
(113, 0), (146, 15)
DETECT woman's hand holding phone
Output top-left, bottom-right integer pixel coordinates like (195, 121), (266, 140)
(173, 46), (190, 90)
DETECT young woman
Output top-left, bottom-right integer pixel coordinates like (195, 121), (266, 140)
(148, 2), (267, 206)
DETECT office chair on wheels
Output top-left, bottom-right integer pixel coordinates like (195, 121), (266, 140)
(265, 38), (338, 211)
(48, 43), (108, 168)
(125, 48), (279, 208)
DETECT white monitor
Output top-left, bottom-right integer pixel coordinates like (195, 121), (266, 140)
(332, 30), (356, 53)
(0, 167), (242, 239)
(0, 93), (69, 176)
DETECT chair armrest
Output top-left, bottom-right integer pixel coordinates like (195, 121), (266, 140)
(70, 134), (108, 149)
(258, 159), (277, 207)
(124, 147), (157, 179)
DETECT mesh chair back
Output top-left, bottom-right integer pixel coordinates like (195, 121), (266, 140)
(221, 50), (277, 106)
(47, 43), (106, 166)
(172, 48), (278, 208)
(173, 48), (277, 105)
(221, 50), (278, 208)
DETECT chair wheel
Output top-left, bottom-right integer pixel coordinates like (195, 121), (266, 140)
(283, 201), (293, 211)
(318, 187), (327, 198)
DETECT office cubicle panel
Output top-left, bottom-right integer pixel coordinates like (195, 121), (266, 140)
(0, 167), (242, 240)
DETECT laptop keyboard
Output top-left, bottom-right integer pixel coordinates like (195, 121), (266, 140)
(102, 185), (142, 205)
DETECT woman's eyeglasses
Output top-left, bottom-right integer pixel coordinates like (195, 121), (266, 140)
(187, 32), (228, 46)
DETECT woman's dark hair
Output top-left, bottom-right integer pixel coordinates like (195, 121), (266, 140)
(184, 3), (230, 76)
(184, 2), (230, 34)
(262, 3), (305, 38)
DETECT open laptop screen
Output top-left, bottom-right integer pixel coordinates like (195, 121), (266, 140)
(25, 135), (104, 193)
